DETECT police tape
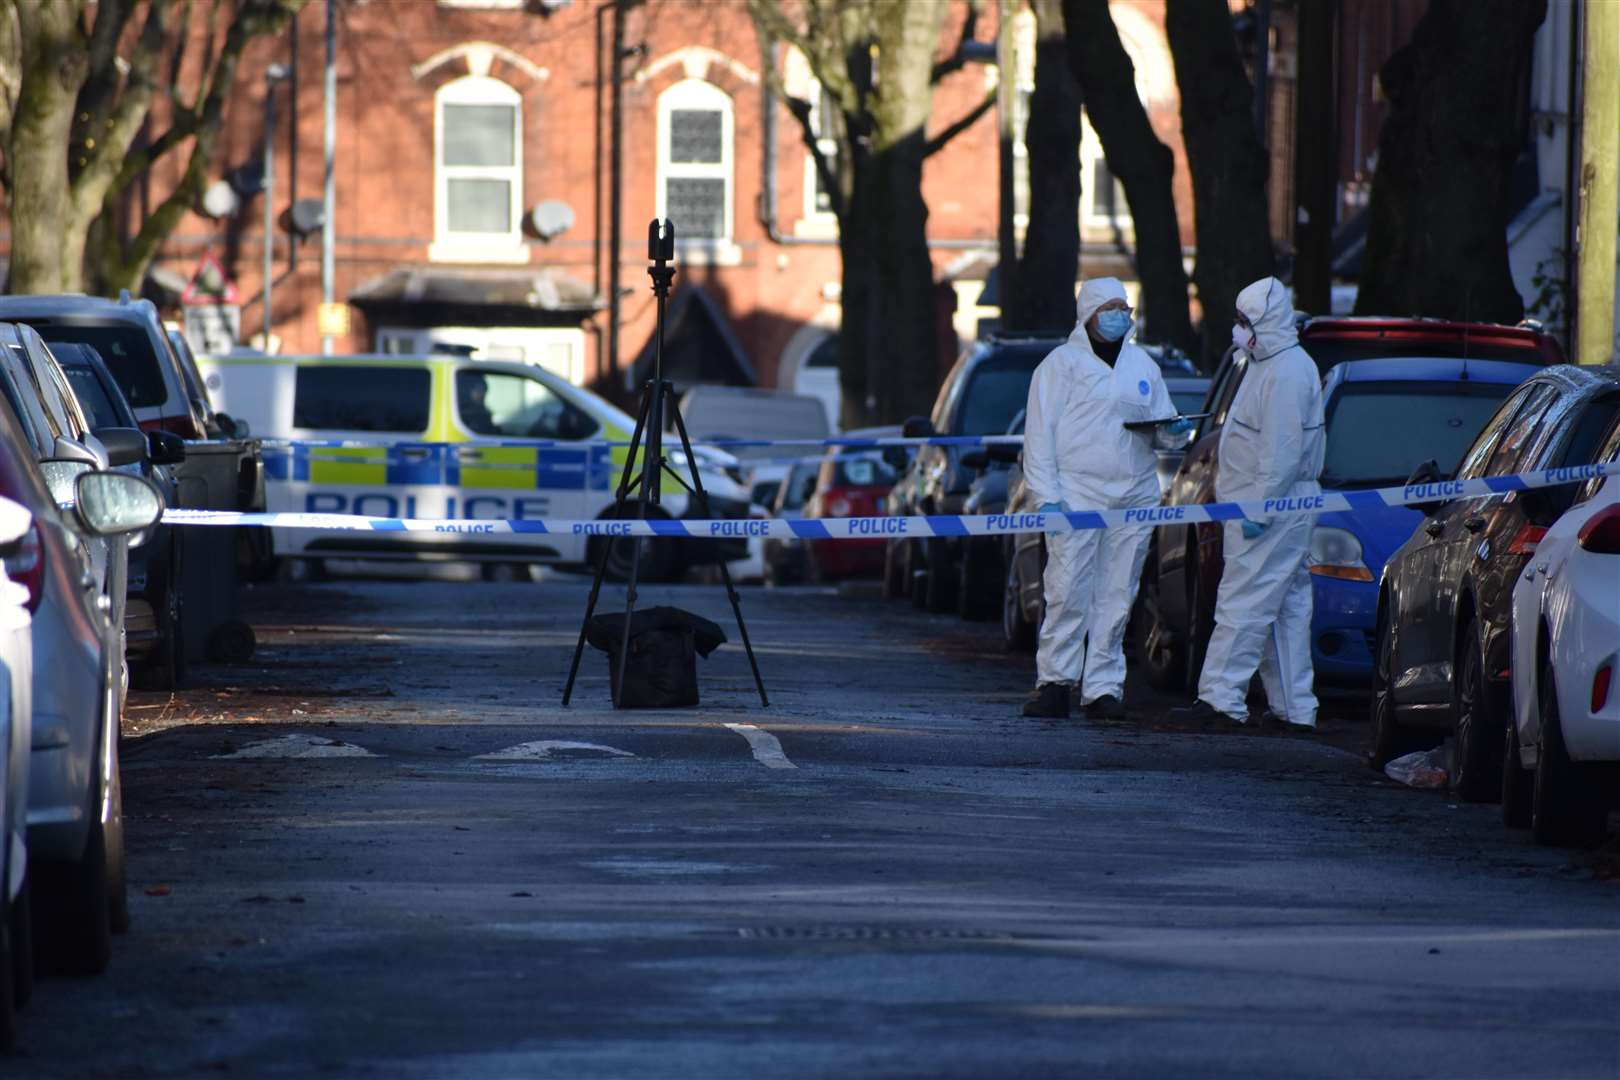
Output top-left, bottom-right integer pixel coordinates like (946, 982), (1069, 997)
(160, 461), (1616, 539)
(256, 434), (1024, 452)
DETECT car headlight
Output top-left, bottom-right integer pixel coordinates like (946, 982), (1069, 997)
(1308, 526), (1373, 582)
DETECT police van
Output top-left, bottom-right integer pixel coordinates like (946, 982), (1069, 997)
(196, 353), (755, 580)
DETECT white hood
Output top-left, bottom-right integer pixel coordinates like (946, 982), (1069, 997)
(1235, 276), (1298, 361)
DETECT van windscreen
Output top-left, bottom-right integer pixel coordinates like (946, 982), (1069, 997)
(294, 366), (431, 433)
(40, 324), (166, 407)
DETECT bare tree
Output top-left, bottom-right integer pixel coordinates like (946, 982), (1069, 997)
(1061, 0), (1194, 353)
(749, 0), (996, 426)
(1164, 0), (1272, 368)
(1355, 0), (1548, 324)
(1, 0), (306, 296)
(1001, 0), (1080, 336)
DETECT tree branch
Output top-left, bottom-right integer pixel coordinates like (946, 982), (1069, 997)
(923, 86), (995, 157)
(72, 0), (173, 224)
(931, 0), (984, 84)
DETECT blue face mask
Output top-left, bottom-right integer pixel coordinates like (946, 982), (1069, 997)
(1095, 309), (1133, 342)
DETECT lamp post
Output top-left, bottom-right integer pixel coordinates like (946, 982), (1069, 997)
(321, 1), (337, 355)
(262, 62), (291, 349)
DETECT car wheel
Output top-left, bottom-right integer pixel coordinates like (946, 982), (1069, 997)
(599, 531), (677, 584)
(1002, 553), (1036, 653)
(135, 576), (186, 691)
(882, 540), (907, 600)
(0, 895), (14, 1052)
(1531, 666), (1607, 846)
(957, 540), (1000, 622)
(1131, 582), (1184, 692)
(923, 538), (957, 614)
(9, 872), (31, 1010)
(1183, 543), (1213, 696)
(1501, 718), (1533, 828)
(106, 757), (129, 936)
(32, 812), (112, 977)
(481, 562), (530, 583)
(1369, 609), (1428, 769)
(1450, 621), (1503, 803)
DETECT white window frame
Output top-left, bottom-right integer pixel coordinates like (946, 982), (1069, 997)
(656, 78), (740, 265)
(431, 74), (528, 265)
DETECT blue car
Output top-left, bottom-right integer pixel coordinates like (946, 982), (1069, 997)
(1308, 357), (1542, 684)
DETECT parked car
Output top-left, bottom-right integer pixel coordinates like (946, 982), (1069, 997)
(0, 388), (163, 976)
(0, 496), (32, 1049)
(801, 435), (902, 583)
(678, 386), (831, 461)
(762, 458), (821, 587)
(885, 333), (1062, 612)
(1372, 365), (1620, 802)
(201, 353), (753, 582)
(1504, 417), (1620, 844)
(957, 413), (1024, 621)
(52, 343), (189, 689)
(1153, 375), (1212, 494)
(1138, 318), (1561, 697)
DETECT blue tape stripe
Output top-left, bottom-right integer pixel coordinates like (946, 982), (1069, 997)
(371, 520), (407, 532)
(1206, 502), (1245, 521)
(509, 520), (549, 534)
(1486, 475), (1528, 493)
(1065, 511), (1107, 531)
(1343, 490), (1388, 512)
(648, 518), (690, 536)
(788, 519), (832, 539)
(925, 515), (969, 537)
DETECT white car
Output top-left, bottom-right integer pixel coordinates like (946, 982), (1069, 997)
(0, 495), (32, 1047)
(1505, 430), (1620, 845)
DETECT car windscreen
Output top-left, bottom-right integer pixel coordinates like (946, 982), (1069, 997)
(958, 349), (1046, 436)
(1321, 380), (1517, 489)
(1170, 389), (1205, 415)
(38, 324), (168, 408)
(293, 366), (432, 433)
(830, 453), (897, 489)
(62, 365), (127, 429)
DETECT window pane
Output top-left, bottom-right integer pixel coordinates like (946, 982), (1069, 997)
(63, 367), (123, 430)
(1091, 157), (1127, 220)
(39, 325), (166, 408)
(457, 370), (597, 440)
(294, 367), (432, 432)
(669, 109), (723, 164)
(447, 178), (512, 233)
(666, 177), (726, 239)
(443, 104), (516, 167)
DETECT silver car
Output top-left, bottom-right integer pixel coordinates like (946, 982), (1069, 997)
(0, 495), (32, 1046)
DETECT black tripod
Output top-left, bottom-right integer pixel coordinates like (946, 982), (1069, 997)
(562, 219), (768, 708)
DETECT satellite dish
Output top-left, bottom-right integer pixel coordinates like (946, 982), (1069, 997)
(201, 180), (241, 219)
(287, 198), (326, 236)
(527, 200), (575, 242)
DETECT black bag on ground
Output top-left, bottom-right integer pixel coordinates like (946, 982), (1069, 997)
(584, 606), (727, 708)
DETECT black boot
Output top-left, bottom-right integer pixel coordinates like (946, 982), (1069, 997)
(1086, 694), (1126, 720)
(1022, 683), (1070, 719)
(1167, 699), (1246, 727)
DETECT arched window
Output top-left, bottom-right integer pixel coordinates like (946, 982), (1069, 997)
(433, 75), (525, 262)
(656, 78), (735, 257)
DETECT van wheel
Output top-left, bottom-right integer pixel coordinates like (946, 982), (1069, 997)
(598, 533), (677, 584)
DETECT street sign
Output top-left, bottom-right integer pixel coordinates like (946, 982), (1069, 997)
(184, 304), (241, 356)
(181, 250), (241, 306)
(317, 301), (351, 338)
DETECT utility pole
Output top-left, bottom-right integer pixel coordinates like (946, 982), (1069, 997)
(607, 0), (627, 391)
(1251, 0), (1272, 147)
(262, 64), (290, 349)
(1291, 0), (1337, 313)
(1575, 0), (1617, 365)
(996, 0), (1017, 330)
(321, 0), (337, 356)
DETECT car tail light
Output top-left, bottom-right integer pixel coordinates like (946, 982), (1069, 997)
(4, 521), (45, 612)
(139, 415), (205, 440)
(1507, 524), (1547, 556)
(1577, 505), (1620, 554)
(827, 497), (852, 518)
(1594, 664), (1613, 713)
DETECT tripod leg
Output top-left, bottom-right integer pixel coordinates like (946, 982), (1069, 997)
(562, 387), (657, 706)
(668, 406), (769, 707)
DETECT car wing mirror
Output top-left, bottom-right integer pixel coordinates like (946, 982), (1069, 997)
(881, 447), (910, 470)
(146, 430), (187, 466)
(1404, 458), (1448, 516)
(40, 458), (93, 508)
(901, 415), (937, 440)
(73, 471), (164, 537)
(987, 443), (1021, 465)
(215, 411), (250, 439)
(960, 449), (989, 471)
(92, 426), (149, 468)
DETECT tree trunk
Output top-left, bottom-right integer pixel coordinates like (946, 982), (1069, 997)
(1004, 0), (1080, 336)
(868, 0), (949, 422)
(1062, 0), (1195, 353)
(8, 1), (90, 295)
(1355, 0), (1548, 324)
(1165, 0), (1274, 368)
(1290, 0), (1338, 315)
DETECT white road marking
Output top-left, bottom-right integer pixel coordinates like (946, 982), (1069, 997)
(474, 740), (635, 762)
(724, 723), (797, 770)
(212, 733), (378, 760)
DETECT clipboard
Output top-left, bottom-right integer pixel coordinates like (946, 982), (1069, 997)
(1123, 412), (1210, 432)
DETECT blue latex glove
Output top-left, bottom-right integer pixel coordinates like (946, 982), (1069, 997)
(1166, 417), (1196, 435)
(1039, 502), (1068, 534)
(1241, 520), (1268, 540)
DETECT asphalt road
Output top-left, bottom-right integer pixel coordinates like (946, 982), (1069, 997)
(12, 573), (1620, 1078)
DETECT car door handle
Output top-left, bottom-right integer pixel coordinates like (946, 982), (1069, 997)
(1464, 516), (1487, 533)
(1424, 520), (1444, 537)
(397, 447), (432, 461)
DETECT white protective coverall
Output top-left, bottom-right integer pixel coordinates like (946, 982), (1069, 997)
(1196, 276), (1327, 726)
(1023, 278), (1174, 699)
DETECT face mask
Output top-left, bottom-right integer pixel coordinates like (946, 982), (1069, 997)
(1095, 309), (1132, 342)
(1232, 321), (1256, 354)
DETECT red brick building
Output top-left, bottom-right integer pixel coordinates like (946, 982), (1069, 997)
(135, 0), (1196, 409)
